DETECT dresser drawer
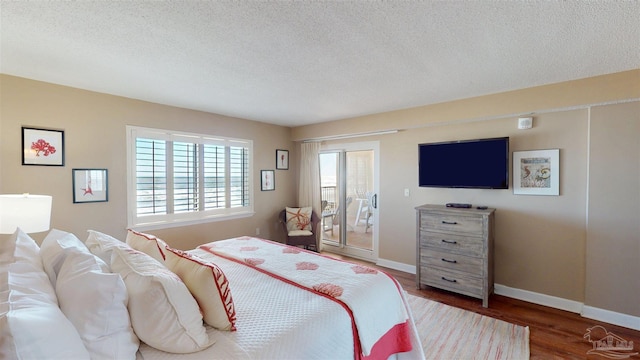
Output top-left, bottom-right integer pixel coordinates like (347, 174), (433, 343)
(420, 249), (483, 274)
(420, 212), (483, 235)
(419, 231), (483, 256)
(419, 266), (483, 297)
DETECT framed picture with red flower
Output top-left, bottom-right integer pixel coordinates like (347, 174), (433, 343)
(22, 127), (65, 166)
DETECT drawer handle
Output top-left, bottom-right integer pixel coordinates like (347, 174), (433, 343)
(441, 239), (457, 245)
(441, 276), (457, 283)
(441, 258), (457, 264)
(442, 220), (458, 225)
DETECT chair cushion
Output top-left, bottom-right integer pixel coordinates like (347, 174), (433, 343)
(288, 230), (313, 236)
(285, 207), (313, 232)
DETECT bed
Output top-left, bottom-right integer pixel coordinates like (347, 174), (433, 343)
(1, 228), (424, 360)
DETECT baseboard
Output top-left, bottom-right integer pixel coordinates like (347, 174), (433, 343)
(376, 260), (639, 331)
(376, 258), (416, 274)
(495, 283), (640, 331)
(582, 306), (640, 331)
(494, 283), (584, 313)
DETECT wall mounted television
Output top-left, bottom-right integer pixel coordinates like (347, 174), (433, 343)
(418, 137), (509, 189)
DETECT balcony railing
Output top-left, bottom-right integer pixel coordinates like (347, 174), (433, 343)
(321, 186), (338, 212)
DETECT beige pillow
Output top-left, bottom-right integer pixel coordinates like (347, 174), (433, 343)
(164, 247), (237, 331)
(110, 246), (213, 353)
(125, 229), (167, 264)
(285, 206), (313, 232)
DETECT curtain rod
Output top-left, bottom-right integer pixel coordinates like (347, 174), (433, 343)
(301, 130), (398, 143)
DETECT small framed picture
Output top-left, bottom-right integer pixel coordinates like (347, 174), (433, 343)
(22, 127), (65, 166)
(72, 169), (108, 203)
(513, 149), (560, 196)
(261, 170), (275, 191)
(276, 149), (289, 170)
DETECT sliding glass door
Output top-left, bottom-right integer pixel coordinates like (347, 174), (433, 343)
(319, 142), (378, 261)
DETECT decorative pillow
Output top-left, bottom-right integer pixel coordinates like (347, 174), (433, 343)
(110, 246), (213, 353)
(126, 229), (167, 263)
(56, 250), (139, 359)
(285, 207), (313, 232)
(85, 229), (135, 267)
(40, 229), (97, 286)
(1, 229), (90, 359)
(164, 246), (237, 331)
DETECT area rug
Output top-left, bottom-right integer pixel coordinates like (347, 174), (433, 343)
(407, 294), (530, 359)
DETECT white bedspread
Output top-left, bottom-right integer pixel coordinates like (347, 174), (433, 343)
(199, 237), (412, 358)
(139, 248), (355, 359)
(138, 238), (425, 360)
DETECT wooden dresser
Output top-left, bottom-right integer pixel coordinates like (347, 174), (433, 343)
(415, 204), (495, 307)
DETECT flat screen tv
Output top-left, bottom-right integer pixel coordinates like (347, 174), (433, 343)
(418, 137), (509, 189)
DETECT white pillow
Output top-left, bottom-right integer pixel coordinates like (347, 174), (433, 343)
(0, 225), (19, 265)
(7, 229), (57, 305)
(1, 229), (90, 359)
(85, 229), (133, 266)
(285, 206), (313, 232)
(126, 229), (167, 264)
(56, 250), (139, 359)
(5, 227), (43, 270)
(164, 247), (237, 331)
(110, 246), (213, 353)
(40, 228), (95, 285)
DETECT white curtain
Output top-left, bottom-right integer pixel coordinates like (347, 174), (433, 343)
(298, 142), (322, 250)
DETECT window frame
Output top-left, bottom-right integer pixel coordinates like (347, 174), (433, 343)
(126, 126), (254, 231)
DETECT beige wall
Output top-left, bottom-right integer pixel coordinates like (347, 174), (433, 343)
(587, 101), (640, 317)
(0, 74), (296, 250)
(292, 70), (640, 142)
(316, 109), (589, 303)
(2, 70), (639, 318)
(294, 70), (639, 317)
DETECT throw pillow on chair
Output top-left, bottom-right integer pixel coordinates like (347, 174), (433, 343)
(285, 207), (313, 234)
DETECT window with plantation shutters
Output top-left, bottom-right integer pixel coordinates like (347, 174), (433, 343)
(127, 126), (253, 230)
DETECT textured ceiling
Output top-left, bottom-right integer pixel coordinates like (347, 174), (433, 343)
(1, 1), (639, 127)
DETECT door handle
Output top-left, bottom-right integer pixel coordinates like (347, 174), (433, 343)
(372, 194), (377, 209)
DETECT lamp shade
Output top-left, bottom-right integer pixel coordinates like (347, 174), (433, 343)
(0, 194), (52, 234)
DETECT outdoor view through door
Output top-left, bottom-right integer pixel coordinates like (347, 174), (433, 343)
(320, 146), (376, 260)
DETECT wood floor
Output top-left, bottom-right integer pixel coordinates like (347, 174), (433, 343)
(326, 253), (640, 359)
